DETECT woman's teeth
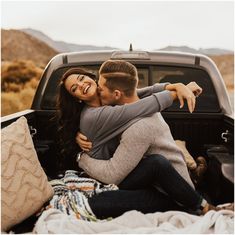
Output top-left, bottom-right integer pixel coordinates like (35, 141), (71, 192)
(83, 85), (90, 94)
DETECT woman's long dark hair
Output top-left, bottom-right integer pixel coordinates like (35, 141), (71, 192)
(56, 67), (96, 170)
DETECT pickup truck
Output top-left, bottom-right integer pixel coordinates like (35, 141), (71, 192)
(2, 50), (234, 232)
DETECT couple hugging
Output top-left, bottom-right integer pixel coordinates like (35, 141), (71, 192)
(55, 59), (232, 219)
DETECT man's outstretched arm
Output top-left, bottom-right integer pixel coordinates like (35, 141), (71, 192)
(78, 120), (153, 185)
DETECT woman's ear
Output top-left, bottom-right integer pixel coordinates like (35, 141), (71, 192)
(114, 90), (122, 100)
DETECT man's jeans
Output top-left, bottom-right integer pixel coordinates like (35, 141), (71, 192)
(88, 154), (203, 218)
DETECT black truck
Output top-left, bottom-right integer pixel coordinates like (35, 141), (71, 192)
(2, 50), (234, 229)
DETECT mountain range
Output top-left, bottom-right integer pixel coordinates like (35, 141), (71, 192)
(21, 28), (117, 52)
(21, 28), (233, 55)
(1, 28), (234, 68)
(158, 46), (233, 55)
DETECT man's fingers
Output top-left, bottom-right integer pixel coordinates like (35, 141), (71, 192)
(81, 147), (91, 152)
(78, 132), (88, 141)
(80, 139), (92, 148)
(76, 133), (92, 150)
(75, 135), (80, 144)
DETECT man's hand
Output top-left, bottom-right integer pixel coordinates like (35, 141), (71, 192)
(186, 82), (203, 97)
(76, 132), (92, 152)
(166, 83), (196, 113)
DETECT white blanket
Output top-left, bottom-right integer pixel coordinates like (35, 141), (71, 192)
(33, 208), (234, 234)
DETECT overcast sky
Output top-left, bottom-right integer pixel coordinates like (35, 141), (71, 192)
(1, 0), (234, 51)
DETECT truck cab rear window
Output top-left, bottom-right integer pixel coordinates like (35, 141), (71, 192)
(152, 66), (220, 112)
(41, 65), (220, 113)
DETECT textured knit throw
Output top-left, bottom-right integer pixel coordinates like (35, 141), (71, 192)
(48, 170), (118, 221)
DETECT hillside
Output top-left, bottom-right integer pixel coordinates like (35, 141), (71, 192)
(21, 28), (117, 52)
(2, 29), (58, 66)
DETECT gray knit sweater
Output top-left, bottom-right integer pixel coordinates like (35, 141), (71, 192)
(79, 113), (194, 188)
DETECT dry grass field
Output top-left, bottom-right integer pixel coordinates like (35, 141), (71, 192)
(1, 60), (43, 116)
(209, 54), (234, 91)
(1, 54), (234, 116)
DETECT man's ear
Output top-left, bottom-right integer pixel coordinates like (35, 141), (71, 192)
(113, 90), (122, 100)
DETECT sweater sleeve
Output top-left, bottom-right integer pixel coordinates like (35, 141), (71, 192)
(79, 118), (154, 185)
(82, 90), (172, 141)
(137, 83), (170, 98)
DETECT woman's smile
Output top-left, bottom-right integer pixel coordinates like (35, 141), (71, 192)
(83, 84), (91, 94)
(64, 73), (98, 100)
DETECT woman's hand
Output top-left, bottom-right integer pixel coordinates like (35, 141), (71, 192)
(186, 82), (203, 97)
(166, 83), (196, 113)
(76, 132), (92, 152)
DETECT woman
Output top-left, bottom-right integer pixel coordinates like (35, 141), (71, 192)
(56, 65), (226, 217)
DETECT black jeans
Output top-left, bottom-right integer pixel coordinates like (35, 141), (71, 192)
(88, 154), (203, 219)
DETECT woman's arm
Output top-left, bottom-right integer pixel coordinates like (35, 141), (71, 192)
(137, 83), (169, 98)
(137, 82), (202, 101)
(81, 90), (174, 142)
(77, 82), (201, 151)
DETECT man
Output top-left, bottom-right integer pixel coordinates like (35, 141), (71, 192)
(77, 60), (201, 189)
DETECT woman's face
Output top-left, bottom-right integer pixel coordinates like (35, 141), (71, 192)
(64, 73), (98, 101)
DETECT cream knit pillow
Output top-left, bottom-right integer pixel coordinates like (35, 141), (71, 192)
(1, 116), (54, 231)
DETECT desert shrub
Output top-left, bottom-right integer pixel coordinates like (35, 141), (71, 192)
(1, 60), (41, 116)
(25, 78), (40, 89)
(4, 83), (21, 92)
(1, 60), (43, 92)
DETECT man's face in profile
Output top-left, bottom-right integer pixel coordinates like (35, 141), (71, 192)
(98, 75), (118, 106)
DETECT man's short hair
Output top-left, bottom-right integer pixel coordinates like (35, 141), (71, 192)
(99, 60), (138, 97)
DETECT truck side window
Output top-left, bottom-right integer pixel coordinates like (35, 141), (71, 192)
(151, 66), (220, 112)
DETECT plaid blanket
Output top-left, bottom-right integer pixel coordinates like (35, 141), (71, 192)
(47, 170), (118, 221)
